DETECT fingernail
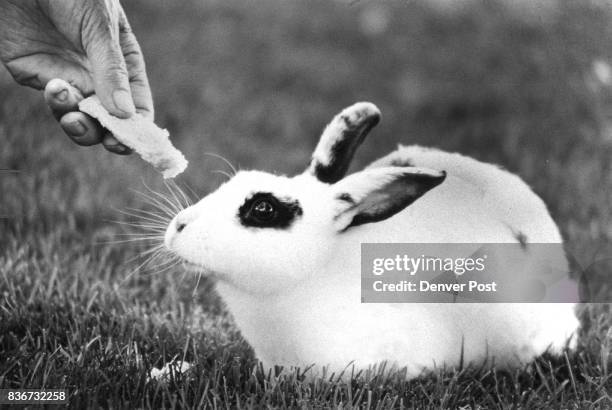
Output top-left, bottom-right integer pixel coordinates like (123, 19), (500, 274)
(112, 90), (135, 116)
(67, 120), (87, 136)
(54, 89), (68, 102)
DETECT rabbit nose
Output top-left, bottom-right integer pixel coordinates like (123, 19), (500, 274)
(165, 210), (195, 249)
(174, 209), (196, 233)
(175, 216), (189, 233)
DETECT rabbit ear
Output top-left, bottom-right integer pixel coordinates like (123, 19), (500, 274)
(332, 166), (446, 231)
(306, 102), (381, 184)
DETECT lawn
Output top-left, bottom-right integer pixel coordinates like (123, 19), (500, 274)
(1, 0), (612, 407)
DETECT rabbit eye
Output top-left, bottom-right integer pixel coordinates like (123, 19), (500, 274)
(238, 192), (303, 229)
(251, 199), (276, 221)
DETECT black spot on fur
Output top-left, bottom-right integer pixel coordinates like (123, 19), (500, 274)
(514, 230), (528, 250)
(312, 113), (380, 184)
(238, 192), (303, 229)
(389, 158), (414, 167)
(336, 193), (355, 204)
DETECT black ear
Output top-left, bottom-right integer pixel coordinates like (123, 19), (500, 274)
(333, 167), (446, 231)
(307, 102), (381, 184)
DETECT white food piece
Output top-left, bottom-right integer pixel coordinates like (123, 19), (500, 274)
(148, 361), (193, 382)
(79, 96), (188, 178)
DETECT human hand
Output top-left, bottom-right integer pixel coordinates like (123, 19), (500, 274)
(0, 0), (153, 154)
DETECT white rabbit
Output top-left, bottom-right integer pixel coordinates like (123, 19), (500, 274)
(164, 102), (579, 378)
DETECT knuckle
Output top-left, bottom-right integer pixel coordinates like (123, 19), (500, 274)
(128, 69), (147, 84)
(122, 47), (142, 60)
(120, 33), (144, 64)
(123, 49), (146, 73)
(119, 22), (133, 35)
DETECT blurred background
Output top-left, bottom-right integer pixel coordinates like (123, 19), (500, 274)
(2, 0), (612, 404)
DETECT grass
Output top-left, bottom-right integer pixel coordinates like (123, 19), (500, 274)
(1, 0), (612, 407)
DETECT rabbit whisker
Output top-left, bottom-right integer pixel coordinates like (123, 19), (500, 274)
(164, 179), (193, 209)
(211, 169), (233, 181)
(107, 219), (168, 230)
(131, 188), (178, 218)
(203, 152), (237, 175)
(124, 244), (165, 265)
(142, 181), (185, 214)
(114, 207), (170, 225)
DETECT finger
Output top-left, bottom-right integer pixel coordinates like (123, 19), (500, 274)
(82, 2), (135, 119)
(103, 132), (132, 155)
(61, 112), (132, 155)
(119, 10), (154, 120)
(60, 111), (104, 146)
(44, 79), (84, 120)
(45, 78), (110, 145)
(4, 53), (94, 93)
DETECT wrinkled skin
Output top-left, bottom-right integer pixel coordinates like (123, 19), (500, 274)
(0, 0), (153, 154)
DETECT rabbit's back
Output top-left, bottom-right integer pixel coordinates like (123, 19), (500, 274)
(368, 145), (562, 243)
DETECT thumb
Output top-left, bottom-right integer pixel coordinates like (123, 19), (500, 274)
(82, 7), (135, 119)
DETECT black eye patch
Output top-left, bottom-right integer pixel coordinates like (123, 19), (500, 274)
(238, 192), (303, 229)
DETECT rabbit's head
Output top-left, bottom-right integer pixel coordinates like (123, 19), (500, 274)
(164, 103), (445, 294)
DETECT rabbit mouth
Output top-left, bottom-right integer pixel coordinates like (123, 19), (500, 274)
(179, 258), (220, 279)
